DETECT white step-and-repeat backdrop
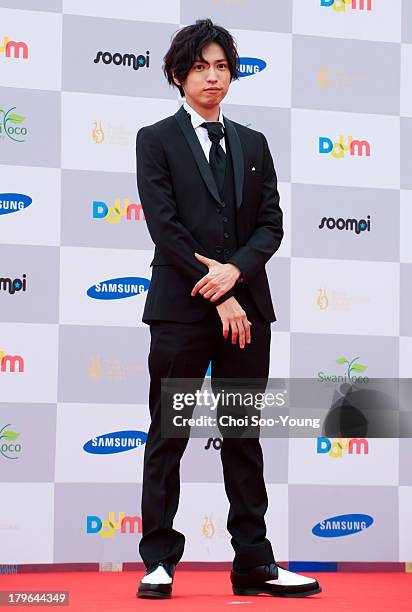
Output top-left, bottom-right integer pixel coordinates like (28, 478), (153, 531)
(1, 0), (411, 568)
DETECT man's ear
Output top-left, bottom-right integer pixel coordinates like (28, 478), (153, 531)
(172, 71), (181, 86)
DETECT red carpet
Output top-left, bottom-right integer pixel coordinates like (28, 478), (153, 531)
(1, 571), (411, 611)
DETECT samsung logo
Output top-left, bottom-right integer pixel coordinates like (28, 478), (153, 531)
(312, 513), (373, 538)
(83, 430), (148, 454)
(0, 193), (32, 215)
(238, 57), (267, 78)
(87, 276), (150, 300)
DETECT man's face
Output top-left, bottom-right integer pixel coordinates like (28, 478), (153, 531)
(175, 41), (231, 108)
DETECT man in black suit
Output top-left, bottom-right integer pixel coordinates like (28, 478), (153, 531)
(136, 18), (321, 599)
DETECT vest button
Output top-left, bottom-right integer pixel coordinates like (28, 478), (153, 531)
(221, 202), (227, 208)
(223, 216), (228, 222)
(216, 207), (222, 213)
(224, 232), (230, 239)
(215, 246), (223, 254)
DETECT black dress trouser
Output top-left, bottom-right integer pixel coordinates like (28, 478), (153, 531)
(139, 286), (275, 571)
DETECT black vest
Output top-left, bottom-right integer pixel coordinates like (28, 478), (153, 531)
(213, 133), (239, 264)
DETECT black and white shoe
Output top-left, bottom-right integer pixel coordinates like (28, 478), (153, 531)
(231, 562), (322, 597)
(137, 561), (176, 599)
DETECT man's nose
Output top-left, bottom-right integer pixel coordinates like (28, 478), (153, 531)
(206, 67), (219, 81)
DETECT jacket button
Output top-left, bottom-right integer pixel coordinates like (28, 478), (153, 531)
(215, 246), (223, 254)
(221, 202), (227, 208)
(223, 216), (228, 222)
(224, 232), (230, 239)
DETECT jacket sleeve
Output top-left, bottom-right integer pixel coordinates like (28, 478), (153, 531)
(136, 125), (237, 305)
(227, 132), (283, 283)
(136, 125), (210, 283)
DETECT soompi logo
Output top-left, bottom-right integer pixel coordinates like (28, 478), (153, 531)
(319, 215), (370, 235)
(87, 512), (142, 538)
(317, 437), (369, 458)
(320, 0), (372, 12)
(93, 50), (150, 71)
(319, 135), (370, 158)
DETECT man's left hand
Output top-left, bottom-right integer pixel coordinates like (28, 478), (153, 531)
(191, 253), (241, 302)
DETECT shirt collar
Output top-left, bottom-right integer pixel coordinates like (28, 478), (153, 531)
(183, 101), (224, 130)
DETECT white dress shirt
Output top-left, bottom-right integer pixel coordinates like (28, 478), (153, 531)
(183, 100), (226, 162)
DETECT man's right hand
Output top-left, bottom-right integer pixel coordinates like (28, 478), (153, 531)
(216, 297), (252, 349)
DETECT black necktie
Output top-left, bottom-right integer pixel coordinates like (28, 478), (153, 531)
(200, 121), (226, 198)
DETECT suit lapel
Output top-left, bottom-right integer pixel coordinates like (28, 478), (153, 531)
(223, 115), (244, 209)
(174, 105), (244, 209)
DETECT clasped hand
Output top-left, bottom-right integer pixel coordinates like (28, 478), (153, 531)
(191, 252), (251, 349)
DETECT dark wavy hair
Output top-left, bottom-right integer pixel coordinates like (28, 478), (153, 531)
(163, 18), (239, 97)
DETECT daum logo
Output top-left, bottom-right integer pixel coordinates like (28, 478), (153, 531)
(0, 36), (29, 59)
(0, 350), (24, 373)
(317, 437), (369, 458)
(0, 424), (21, 460)
(87, 277), (150, 300)
(93, 50), (150, 71)
(86, 512), (142, 538)
(0, 194), (32, 215)
(237, 57), (267, 78)
(83, 430), (147, 455)
(319, 215), (370, 235)
(319, 136), (371, 159)
(312, 514), (373, 538)
(92, 199), (145, 223)
(320, 0), (372, 12)
(0, 274), (27, 295)
(0, 107), (28, 142)
(317, 356), (369, 383)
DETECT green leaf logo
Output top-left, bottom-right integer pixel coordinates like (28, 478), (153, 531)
(7, 113), (25, 124)
(3, 430), (19, 440)
(335, 357), (347, 365)
(351, 363), (367, 373)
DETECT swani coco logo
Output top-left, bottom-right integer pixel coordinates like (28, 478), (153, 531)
(317, 356), (368, 383)
(319, 135), (371, 159)
(0, 36), (29, 60)
(312, 514), (374, 538)
(86, 277), (150, 300)
(320, 0), (372, 12)
(86, 512), (142, 538)
(237, 57), (267, 78)
(93, 49), (150, 71)
(317, 437), (369, 458)
(92, 199), (145, 224)
(83, 430), (147, 455)
(319, 215), (370, 235)
(0, 107), (28, 142)
(0, 274), (27, 295)
(0, 424), (21, 460)
(0, 350), (24, 374)
(0, 193), (32, 215)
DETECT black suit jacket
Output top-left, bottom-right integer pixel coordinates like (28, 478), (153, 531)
(135, 105), (283, 324)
